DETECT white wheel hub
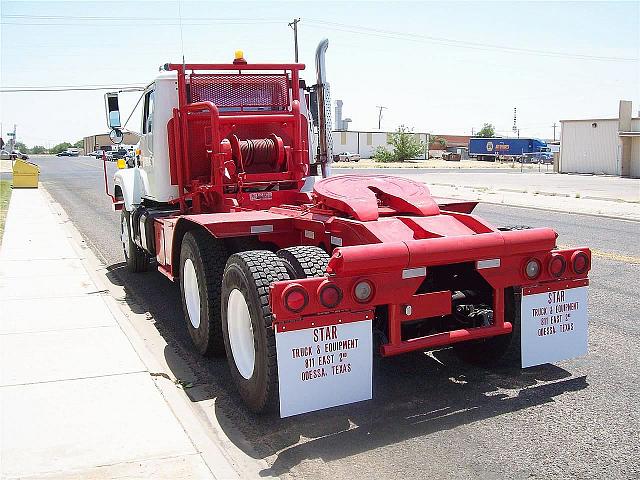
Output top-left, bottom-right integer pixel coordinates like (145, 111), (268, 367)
(183, 258), (201, 329)
(121, 214), (130, 259)
(227, 289), (255, 379)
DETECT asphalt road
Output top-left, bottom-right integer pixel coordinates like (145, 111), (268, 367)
(33, 155), (640, 479)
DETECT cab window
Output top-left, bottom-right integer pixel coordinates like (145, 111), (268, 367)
(142, 90), (155, 134)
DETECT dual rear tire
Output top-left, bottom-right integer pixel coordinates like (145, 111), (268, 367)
(179, 235), (329, 412)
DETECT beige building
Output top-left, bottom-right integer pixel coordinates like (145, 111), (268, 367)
(83, 132), (140, 153)
(559, 100), (639, 178)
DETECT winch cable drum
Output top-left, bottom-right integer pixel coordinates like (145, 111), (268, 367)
(230, 133), (285, 172)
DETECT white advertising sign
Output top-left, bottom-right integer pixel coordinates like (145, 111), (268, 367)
(275, 319), (373, 417)
(521, 286), (588, 368)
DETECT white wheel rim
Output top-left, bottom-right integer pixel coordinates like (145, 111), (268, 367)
(227, 289), (255, 380)
(183, 258), (201, 329)
(121, 215), (130, 259)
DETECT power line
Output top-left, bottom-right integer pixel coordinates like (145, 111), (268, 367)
(2, 14), (286, 20)
(1, 85), (145, 93)
(304, 19), (638, 62)
(0, 20), (284, 26)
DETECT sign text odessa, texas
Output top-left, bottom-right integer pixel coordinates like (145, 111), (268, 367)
(275, 319), (373, 417)
(521, 286), (588, 368)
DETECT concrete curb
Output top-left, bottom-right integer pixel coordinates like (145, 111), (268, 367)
(39, 186), (276, 479)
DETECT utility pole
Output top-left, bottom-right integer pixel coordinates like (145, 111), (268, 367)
(376, 105), (387, 130)
(471, 127), (475, 136)
(552, 122), (557, 141)
(288, 18), (301, 62)
(512, 107), (518, 135)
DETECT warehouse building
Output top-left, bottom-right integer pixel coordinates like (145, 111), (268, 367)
(559, 100), (639, 177)
(332, 130), (429, 159)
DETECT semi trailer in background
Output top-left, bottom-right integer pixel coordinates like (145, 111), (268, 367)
(469, 137), (552, 163)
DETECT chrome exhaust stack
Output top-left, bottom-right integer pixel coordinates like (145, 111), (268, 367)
(315, 39), (333, 178)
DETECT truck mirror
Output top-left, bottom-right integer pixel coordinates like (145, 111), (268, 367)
(105, 92), (122, 129)
(109, 128), (124, 145)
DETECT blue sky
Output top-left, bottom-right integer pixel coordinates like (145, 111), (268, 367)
(1, 0), (638, 147)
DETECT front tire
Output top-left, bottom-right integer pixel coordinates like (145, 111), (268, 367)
(179, 230), (228, 356)
(221, 251), (290, 413)
(121, 210), (149, 273)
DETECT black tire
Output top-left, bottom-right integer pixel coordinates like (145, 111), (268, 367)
(276, 246), (330, 279)
(179, 230), (229, 357)
(121, 210), (149, 273)
(221, 251), (290, 413)
(453, 288), (522, 368)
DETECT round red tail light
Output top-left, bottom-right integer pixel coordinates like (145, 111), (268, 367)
(548, 254), (567, 278)
(284, 287), (308, 313)
(319, 283), (342, 309)
(571, 251), (589, 275)
(524, 258), (542, 280)
(353, 280), (374, 303)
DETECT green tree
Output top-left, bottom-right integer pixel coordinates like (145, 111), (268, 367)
(373, 125), (425, 163)
(428, 134), (446, 148)
(30, 145), (47, 154)
(50, 142), (72, 154)
(476, 123), (495, 138)
(73, 140), (84, 149)
(13, 141), (28, 153)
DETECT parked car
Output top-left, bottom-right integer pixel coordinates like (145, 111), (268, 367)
(333, 152), (361, 162)
(56, 150), (79, 157)
(521, 152), (554, 164)
(2, 149), (29, 160)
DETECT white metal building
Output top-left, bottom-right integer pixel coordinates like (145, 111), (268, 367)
(559, 100), (640, 178)
(332, 130), (429, 159)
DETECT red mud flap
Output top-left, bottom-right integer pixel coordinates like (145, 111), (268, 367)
(520, 279), (589, 368)
(275, 311), (374, 417)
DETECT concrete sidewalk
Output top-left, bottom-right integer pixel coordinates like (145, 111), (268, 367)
(0, 188), (238, 479)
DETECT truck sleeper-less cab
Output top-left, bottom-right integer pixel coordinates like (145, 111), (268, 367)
(105, 42), (590, 417)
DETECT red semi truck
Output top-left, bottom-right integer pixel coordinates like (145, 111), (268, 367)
(104, 41), (590, 417)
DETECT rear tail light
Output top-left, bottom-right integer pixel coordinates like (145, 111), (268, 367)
(353, 280), (374, 303)
(524, 258), (542, 280)
(284, 286), (308, 313)
(319, 283), (342, 309)
(548, 254), (567, 278)
(571, 251), (589, 275)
